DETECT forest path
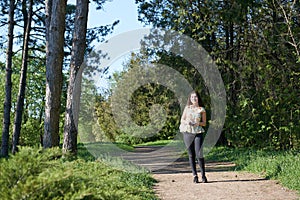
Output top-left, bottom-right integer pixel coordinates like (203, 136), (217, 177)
(123, 146), (299, 200)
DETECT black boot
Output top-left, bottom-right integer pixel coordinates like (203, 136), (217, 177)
(199, 158), (208, 183)
(193, 175), (199, 183)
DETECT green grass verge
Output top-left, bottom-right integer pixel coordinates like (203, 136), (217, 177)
(77, 142), (135, 162)
(0, 146), (158, 200)
(134, 139), (179, 147)
(77, 142), (149, 173)
(206, 146), (300, 193)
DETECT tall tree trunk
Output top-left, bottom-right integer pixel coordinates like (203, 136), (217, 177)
(1, 0), (15, 158)
(12, 0), (33, 154)
(63, 0), (89, 154)
(43, 0), (67, 148)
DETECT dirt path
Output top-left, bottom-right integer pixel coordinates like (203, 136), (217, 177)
(123, 146), (299, 200)
(153, 170), (298, 200)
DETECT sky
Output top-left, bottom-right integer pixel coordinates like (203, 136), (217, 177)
(84, 0), (151, 89)
(87, 0), (147, 35)
(0, 0), (148, 89)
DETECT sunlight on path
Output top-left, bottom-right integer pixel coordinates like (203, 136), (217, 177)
(123, 146), (299, 200)
(153, 172), (299, 200)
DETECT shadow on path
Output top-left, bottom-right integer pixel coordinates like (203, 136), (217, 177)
(140, 146), (299, 200)
(123, 146), (237, 174)
(207, 177), (268, 183)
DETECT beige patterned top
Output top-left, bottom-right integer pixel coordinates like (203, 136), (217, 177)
(179, 105), (205, 134)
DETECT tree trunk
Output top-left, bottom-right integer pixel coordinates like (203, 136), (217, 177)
(63, 0), (89, 154)
(1, 0), (15, 158)
(43, 0), (67, 148)
(12, 0), (33, 154)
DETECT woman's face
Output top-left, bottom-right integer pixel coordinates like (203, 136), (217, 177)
(190, 93), (198, 105)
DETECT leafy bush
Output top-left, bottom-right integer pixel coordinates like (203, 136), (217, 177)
(0, 147), (158, 200)
(116, 133), (143, 145)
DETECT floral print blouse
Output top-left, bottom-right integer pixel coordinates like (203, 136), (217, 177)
(179, 106), (205, 134)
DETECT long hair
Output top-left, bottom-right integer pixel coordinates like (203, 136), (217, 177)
(186, 91), (204, 107)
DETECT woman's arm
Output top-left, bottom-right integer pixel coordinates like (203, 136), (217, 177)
(194, 108), (206, 127)
(180, 106), (189, 125)
(199, 111), (206, 127)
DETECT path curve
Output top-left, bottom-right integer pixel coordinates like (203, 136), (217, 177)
(123, 146), (299, 200)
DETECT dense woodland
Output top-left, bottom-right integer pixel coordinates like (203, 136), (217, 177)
(133, 0), (300, 149)
(0, 0), (299, 158)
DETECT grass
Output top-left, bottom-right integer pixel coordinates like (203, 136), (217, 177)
(133, 139), (180, 147)
(0, 146), (158, 200)
(78, 142), (149, 173)
(77, 142), (134, 161)
(206, 146), (300, 193)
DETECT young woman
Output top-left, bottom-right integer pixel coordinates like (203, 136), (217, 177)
(180, 91), (208, 183)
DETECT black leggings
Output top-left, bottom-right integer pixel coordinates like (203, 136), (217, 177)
(183, 132), (204, 176)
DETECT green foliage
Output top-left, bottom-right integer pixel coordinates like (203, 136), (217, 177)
(0, 61), (5, 137)
(207, 146), (300, 193)
(116, 133), (144, 145)
(0, 147), (158, 200)
(136, 0), (300, 150)
(94, 54), (184, 145)
(0, 0), (120, 150)
(0, 53), (46, 147)
(20, 119), (43, 146)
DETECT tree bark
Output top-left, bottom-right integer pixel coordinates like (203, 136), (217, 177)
(43, 0), (67, 148)
(63, 0), (89, 154)
(12, 0), (33, 154)
(1, 0), (15, 157)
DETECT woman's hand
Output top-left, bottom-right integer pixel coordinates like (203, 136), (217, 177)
(189, 121), (196, 126)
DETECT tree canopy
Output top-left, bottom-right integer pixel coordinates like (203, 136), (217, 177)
(0, 0), (299, 157)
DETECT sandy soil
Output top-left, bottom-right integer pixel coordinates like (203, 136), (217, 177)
(122, 146), (299, 200)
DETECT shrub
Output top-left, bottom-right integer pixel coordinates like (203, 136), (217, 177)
(0, 147), (158, 200)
